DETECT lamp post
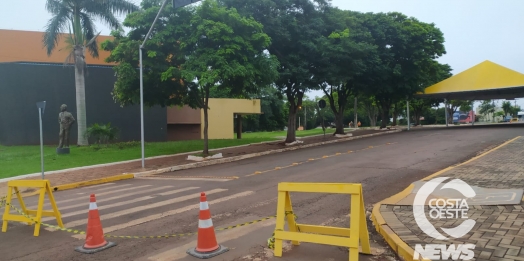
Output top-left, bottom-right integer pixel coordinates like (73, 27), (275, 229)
(36, 101), (46, 179)
(139, 0), (202, 168)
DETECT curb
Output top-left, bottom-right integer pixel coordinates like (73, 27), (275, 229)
(21, 174), (135, 197)
(370, 136), (522, 261)
(134, 129), (403, 177)
(0, 129), (358, 184)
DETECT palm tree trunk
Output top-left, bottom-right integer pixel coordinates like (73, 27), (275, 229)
(75, 46), (88, 146)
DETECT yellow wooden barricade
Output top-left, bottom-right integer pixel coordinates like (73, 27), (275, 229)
(2, 180), (63, 236)
(272, 182), (371, 261)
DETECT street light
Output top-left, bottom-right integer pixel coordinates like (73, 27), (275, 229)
(139, 0), (202, 168)
(36, 101), (46, 179)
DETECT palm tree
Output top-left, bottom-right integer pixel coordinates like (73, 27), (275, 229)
(501, 101), (512, 117)
(43, 0), (139, 146)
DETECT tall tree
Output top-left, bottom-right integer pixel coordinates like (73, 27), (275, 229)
(478, 100), (496, 122)
(501, 101), (512, 117)
(43, 0), (139, 146)
(360, 12), (447, 128)
(103, 0), (278, 155)
(217, 0), (329, 143)
(312, 8), (377, 134)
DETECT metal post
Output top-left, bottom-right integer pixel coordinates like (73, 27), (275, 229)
(138, 0), (170, 168)
(304, 106), (307, 130)
(471, 101), (475, 126)
(406, 100), (410, 131)
(39, 108), (44, 179)
(139, 48), (145, 168)
(354, 97), (358, 129)
(298, 117), (301, 129)
(444, 99), (449, 127)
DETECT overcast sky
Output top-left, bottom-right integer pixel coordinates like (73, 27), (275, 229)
(1, 0), (523, 109)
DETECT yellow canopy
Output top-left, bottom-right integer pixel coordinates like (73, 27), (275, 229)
(416, 60), (524, 100)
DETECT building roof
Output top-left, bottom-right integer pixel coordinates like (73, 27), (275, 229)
(416, 60), (524, 100)
(0, 29), (114, 66)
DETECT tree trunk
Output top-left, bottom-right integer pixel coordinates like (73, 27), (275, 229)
(334, 110), (345, 135)
(203, 89), (210, 155)
(380, 106), (390, 129)
(285, 109), (296, 143)
(284, 86), (301, 144)
(74, 46), (88, 146)
(370, 115), (377, 127)
(392, 103), (399, 126)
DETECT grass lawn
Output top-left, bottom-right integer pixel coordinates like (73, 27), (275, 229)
(0, 127), (343, 179)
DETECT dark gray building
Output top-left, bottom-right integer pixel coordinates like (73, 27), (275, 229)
(0, 62), (167, 146)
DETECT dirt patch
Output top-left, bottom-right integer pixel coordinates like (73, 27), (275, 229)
(0, 129), (388, 195)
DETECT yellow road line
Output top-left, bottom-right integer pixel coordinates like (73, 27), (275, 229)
(246, 142), (398, 177)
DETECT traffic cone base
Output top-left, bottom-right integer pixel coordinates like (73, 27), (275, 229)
(75, 241), (117, 254)
(187, 245), (229, 259)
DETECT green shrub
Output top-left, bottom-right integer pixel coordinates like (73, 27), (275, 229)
(85, 122), (119, 146)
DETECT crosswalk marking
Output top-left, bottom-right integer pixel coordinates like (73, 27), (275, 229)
(45, 185), (178, 213)
(32, 184), (152, 209)
(75, 183), (128, 192)
(72, 183), (116, 192)
(73, 190), (254, 239)
(52, 188), (228, 230)
(41, 187), (199, 222)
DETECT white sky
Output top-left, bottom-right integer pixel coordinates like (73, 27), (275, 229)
(1, 0), (523, 109)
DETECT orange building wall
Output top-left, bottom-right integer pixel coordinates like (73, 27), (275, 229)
(0, 29), (114, 65)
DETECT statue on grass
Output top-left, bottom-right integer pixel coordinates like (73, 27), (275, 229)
(57, 104), (75, 153)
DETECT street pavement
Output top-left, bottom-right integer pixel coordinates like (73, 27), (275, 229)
(0, 125), (522, 261)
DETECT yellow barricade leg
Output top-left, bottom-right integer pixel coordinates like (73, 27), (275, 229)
(274, 191), (286, 257)
(359, 186), (371, 255)
(350, 190), (361, 261)
(33, 188), (46, 236)
(2, 186), (13, 232)
(284, 192), (300, 246)
(46, 182), (64, 228)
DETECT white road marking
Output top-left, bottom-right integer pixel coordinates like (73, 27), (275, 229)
(54, 189), (228, 231)
(32, 185), (152, 208)
(72, 191), (254, 239)
(41, 187), (198, 222)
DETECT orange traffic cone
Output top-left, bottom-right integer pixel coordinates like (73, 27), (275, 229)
(187, 192), (229, 259)
(75, 194), (116, 254)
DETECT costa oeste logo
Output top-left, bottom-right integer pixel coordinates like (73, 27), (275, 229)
(412, 177), (477, 260)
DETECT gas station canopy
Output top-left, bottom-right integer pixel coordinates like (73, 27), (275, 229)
(415, 60), (524, 100)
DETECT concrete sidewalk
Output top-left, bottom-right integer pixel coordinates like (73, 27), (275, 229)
(372, 136), (524, 261)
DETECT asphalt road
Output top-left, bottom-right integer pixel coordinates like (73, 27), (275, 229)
(1, 125), (522, 261)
